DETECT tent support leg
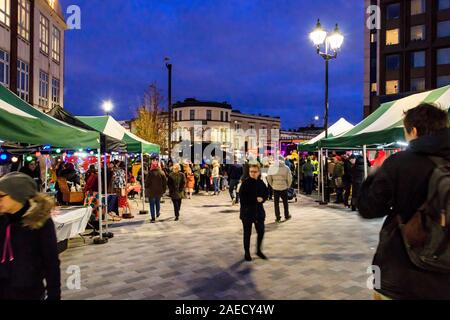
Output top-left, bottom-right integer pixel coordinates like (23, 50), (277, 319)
(94, 149), (108, 245)
(139, 148), (148, 215)
(363, 145), (368, 180)
(103, 152), (113, 238)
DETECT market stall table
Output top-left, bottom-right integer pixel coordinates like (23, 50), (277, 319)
(52, 206), (93, 252)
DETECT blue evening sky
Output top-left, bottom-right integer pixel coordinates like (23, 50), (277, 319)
(59, 0), (365, 129)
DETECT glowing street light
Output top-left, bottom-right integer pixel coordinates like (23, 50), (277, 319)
(102, 100), (114, 115)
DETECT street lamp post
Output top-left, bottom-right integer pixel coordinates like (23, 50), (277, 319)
(165, 58), (173, 160)
(309, 19), (344, 204)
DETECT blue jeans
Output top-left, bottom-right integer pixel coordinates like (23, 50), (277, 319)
(149, 197), (161, 220)
(213, 177), (219, 193)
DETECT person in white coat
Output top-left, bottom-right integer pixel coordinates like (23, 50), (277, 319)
(267, 156), (293, 223)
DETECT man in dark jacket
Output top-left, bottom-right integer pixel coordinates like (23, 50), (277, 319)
(358, 103), (450, 300)
(228, 160), (243, 205)
(239, 164), (269, 262)
(168, 164), (186, 221)
(145, 160), (167, 223)
(0, 172), (60, 300)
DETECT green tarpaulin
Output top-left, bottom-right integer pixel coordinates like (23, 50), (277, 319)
(0, 86), (100, 148)
(76, 116), (160, 154)
(320, 85), (450, 149)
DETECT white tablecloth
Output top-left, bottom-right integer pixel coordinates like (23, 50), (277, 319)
(52, 207), (93, 242)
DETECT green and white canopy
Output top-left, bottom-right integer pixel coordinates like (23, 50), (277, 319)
(298, 118), (354, 152)
(320, 85), (450, 149)
(0, 85), (100, 148)
(76, 116), (160, 154)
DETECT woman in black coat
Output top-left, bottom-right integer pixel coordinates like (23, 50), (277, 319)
(0, 172), (60, 300)
(238, 164), (269, 262)
(350, 155), (366, 211)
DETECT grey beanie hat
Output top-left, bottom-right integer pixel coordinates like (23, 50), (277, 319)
(0, 172), (38, 204)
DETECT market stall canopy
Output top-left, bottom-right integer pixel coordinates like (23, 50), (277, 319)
(0, 86), (100, 148)
(48, 106), (127, 153)
(320, 85), (450, 149)
(298, 118), (354, 151)
(76, 116), (160, 154)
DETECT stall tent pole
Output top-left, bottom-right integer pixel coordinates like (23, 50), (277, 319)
(363, 145), (368, 179)
(320, 148), (325, 203)
(94, 149), (107, 244)
(44, 156), (48, 192)
(103, 153), (109, 233)
(297, 157), (300, 194)
(317, 150), (321, 199)
(139, 145), (148, 215)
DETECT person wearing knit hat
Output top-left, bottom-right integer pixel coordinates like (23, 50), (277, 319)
(0, 172), (61, 300)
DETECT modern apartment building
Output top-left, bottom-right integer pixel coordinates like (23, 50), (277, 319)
(364, 0), (450, 116)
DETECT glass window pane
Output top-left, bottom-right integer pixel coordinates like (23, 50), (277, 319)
(411, 51), (426, 68)
(411, 25), (425, 41)
(411, 0), (426, 15)
(437, 48), (450, 65)
(437, 21), (450, 38)
(411, 78), (425, 91)
(437, 75), (450, 87)
(386, 29), (400, 45)
(386, 54), (400, 71)
(386, 80), (399, 94)
(387, 3), (400, 19)
(439, 0), (450, 10)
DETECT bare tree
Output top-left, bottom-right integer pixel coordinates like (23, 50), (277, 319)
(133, 84), (170, 152)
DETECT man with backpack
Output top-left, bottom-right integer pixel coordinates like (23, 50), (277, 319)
(358, 103), (450, 300)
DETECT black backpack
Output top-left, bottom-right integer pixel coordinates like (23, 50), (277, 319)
(398, 156), (450, 273)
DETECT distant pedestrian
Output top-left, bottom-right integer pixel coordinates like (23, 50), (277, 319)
(168, 164), (186, 221)
(267, 156), (293, 223)
(184, 165), (195, 199)
(302, 158), (315, 195)
(239, 164), (269, 261)
(145, 160), (167, 223)
(212, 161), (220, 195)
(0, 172), (61, 300)
(228, 160), (243, 205)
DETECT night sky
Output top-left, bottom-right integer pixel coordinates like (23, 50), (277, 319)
(60, 0), (365, 129)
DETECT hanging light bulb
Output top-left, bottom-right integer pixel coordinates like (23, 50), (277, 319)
(11, 156), (18, 163)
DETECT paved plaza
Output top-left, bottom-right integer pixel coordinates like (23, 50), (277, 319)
(60, 191), (384, 300)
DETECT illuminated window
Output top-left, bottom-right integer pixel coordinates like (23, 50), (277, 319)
(17, 59), (29, 101)
(371, 83), (377, 93)
(386, 3), (400, 19)
(437, 21), (450, 38)
(411, 25), (425, 41)
(411, 51), (426, 68)
(39, 70), (49, 107)
(52, 26), (60, 63)
(411, 78), (425, 91)
(48, 0), (55, 9)
(40, 15), (49, 55)
(386, 80), (399, 95)
(18, 0), (30, 41)
(51, 78), (60, 108)
(0, 0), (10, 27)
(411, 0), (426, 15)
(386, 29), (400, 45)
